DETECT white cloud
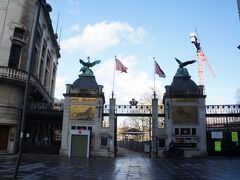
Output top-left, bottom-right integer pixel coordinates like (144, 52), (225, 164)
(54, 76), (68, 99)
(62, 21), (146, 54)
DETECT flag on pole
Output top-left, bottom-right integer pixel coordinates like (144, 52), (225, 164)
(155, 61), (166, 78)
(115, 58), (128, 73)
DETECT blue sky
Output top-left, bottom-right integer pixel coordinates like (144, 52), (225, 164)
(48, 0), (240, 105)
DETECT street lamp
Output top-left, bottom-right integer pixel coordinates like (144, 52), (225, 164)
(13, 0), (52, 178)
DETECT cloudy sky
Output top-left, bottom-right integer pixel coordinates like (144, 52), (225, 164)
(48, 0), (240, 105)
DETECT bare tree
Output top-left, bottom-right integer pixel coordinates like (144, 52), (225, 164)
(117, 119), (130, 141)
(126, 90), (163, 141)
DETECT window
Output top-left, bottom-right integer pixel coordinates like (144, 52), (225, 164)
(32, 46), (39, 75)
(77, 126), (86, 130)
(181, 128), (190, 135)
(101, 117), (109, 128)
(52, 65), (56, 78)
(35, 29), (42, 48)
(87, 126), (92, 132)
(175, 128), (179, 135)
(44, 69), (49, 87)
(51, 79), (55, 95)
(13, 27), (25, 39)
(100, 137), (108, 147)
(159, 138), (165, 147)
(39, 59), (44, 81)
(41, 42), (47, 59)
(46, 53), (51, 69)
(192, 128), (196, 135)
(8, 44), (21, 68)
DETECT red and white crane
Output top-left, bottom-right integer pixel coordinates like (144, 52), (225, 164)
(190, 31), (216, 86)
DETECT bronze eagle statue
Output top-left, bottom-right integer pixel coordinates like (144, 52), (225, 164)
(79, 57), (101, 75)
(175, 58), (196, 68)
(79, 57), (100, 68)
(174, 58), (196, 77)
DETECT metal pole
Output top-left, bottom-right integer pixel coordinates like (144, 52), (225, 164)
(114, 116), (117, 157)
(13, 1), (42, 178)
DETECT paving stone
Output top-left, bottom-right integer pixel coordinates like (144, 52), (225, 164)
(1, 153), (240, 179)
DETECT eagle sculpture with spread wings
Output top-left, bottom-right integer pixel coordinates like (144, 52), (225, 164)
(175, 58), (196, 68)
(174, 58), (196, 77)
(79, 57), (101, 75)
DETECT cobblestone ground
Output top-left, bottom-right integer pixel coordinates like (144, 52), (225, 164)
(0, 148), (240, 180)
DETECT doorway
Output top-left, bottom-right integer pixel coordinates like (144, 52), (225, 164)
(71, 134), (89, 157)
(0, 126), (9, 150)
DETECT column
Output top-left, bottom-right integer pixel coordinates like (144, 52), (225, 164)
(151, 96), (158, 158)
(109, 98), (116, 156)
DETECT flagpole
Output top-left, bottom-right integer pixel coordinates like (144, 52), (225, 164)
(112, 56), (116, 98)
(153, 57), (156, 95)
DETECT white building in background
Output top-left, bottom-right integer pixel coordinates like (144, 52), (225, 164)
(0, 0), (60, 153)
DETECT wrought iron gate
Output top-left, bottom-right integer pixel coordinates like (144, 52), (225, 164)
(23, 110), (63, 155)
(206, 105), (240, 156)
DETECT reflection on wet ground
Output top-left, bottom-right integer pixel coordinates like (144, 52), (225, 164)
(0, 147), (240, 179)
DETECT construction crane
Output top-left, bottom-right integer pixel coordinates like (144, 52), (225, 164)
(190, 31), (216, 86)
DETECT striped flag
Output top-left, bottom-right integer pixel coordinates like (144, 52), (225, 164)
(115, 58), (128, 73)
(155, 61), (166, 78)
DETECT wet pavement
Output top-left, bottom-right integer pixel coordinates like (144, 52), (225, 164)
(0, 148), (240, 179)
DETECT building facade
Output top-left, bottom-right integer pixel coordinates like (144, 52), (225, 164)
(0, 0), (60, 153)
(237, 0), (240, 20)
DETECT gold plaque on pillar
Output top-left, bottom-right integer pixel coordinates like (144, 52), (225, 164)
(70, 97), (97, 103)
(172, 106), (198, 123)
(70, 105), (96, 120)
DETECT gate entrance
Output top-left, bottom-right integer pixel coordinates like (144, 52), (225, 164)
(0, 126), (9, 150)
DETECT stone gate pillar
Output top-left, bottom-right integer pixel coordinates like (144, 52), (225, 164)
(163, 74), (207, 158)
(151, 95), (158, 158)
(60, 60), (114, 157)
(109, 97), (116, 156)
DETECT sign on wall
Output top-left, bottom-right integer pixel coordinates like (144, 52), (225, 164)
(69, 97), (97, 120)
(231, 132), (238, 142)
(211, 132), (223, 139)
(172, 106), (198, 123)
(214, 141), (221, 151)
(70, 105), (96, 120)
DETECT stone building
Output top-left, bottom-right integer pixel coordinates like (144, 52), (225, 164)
(0, 0), (60, 153)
